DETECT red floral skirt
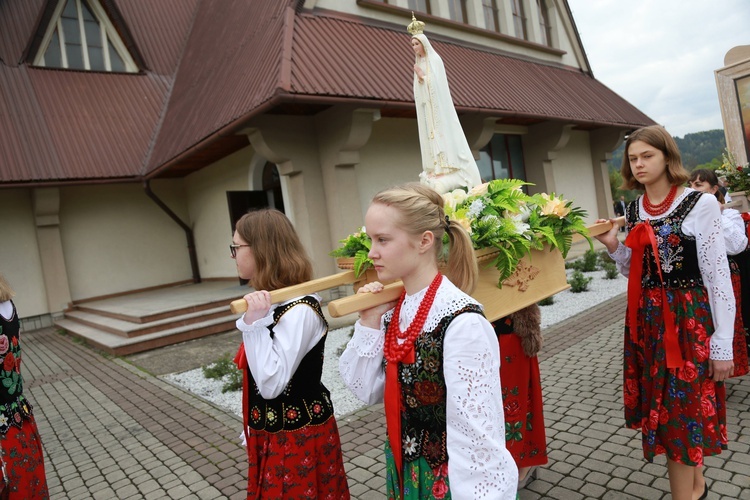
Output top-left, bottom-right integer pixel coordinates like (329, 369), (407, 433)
(624, 287), (727, 466)
(730, 264), (749, 377)
(498, 333), (548, 468)
(244, 416), (350, 499)
(0, 418), (48, 499)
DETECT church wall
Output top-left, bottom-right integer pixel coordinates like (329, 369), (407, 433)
(550, 130), (600, 224)
(59, 181), (192, 301)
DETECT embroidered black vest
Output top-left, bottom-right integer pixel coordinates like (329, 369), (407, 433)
(244, 296), (334, 433)
(385, 304), (484, 470)
(626, 190), (703, 290)
(0, 301), (33, 436)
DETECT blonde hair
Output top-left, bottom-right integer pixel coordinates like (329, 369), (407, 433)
(0, 274), (15, 302)
(235, 209), (313, 291)
(620, 125), (690, 190)
(372, 183), (478, 294)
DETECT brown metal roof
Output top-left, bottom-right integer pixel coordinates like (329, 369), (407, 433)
(0, 1), (652, 186)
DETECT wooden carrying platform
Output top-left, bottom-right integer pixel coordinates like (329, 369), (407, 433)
(229, 218), (624, 322)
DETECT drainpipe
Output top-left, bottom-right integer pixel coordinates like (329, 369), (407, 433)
(143, 180), (201, 283)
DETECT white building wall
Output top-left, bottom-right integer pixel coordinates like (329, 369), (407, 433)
(59, 181), (192, 300)
(550, 130), (599, 224)
(0, 189), (48, 317)
(185, 146), (256, 279)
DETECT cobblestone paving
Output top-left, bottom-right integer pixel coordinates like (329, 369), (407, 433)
(23, 292), (750, 498)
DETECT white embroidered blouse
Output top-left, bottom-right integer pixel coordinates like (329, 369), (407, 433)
(339, 278), (518, 499)
(235, 294), (326, 400)
(609, 189), (735, 361)
(721, 207), (748, 256)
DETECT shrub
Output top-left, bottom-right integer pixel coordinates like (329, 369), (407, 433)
(202, 353), (242, 393)
(602, 261), (619, 280)
(598, 250), (614, 265)
(579, 249), (599, 272)
(568, 270), (593, 293)
(538, 296), (555, 306)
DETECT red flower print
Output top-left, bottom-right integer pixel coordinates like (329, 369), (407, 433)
(702, 380), (716, 398)
(432, 478), (449, 499)
(0, 337), (8, 355)
(668, 234), (680, 246)
(650, 363), (658, 377)
(685, 318), (696, 331)
(659, 405), (669, 425)
(3, 352), (14, 372)
(684, 291), (692, 303)
(688, 447), (702, 465)
(677, 362), (697, 382)
(312, 404), (322, 414)
(701, 396), (716, 417)
(13, 413), (20, 423)
(251, 408), (261, 421)
(648, 410), (659, 430)
(624, 392), (638, 410)
(286, 408), (298, 420)
(411, 468), (418, 482)
(695, 323), (707, 342)
(694, 343), (709, 362)
(720, 424), (728, 442)
(655, 444), (666, 455)
(413, 380), (444, 405)
(504, 399), (521, 419)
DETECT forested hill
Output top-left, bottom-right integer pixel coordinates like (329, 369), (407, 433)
(607, 129), (726, 171)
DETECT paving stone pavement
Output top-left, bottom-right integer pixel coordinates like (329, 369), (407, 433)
(23, 292), (750, 499)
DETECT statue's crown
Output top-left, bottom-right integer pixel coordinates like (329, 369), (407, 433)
(407, 13), (425, 35)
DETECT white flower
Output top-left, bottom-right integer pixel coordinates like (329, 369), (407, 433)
(403, 435), (418, 454)
(442, 189), (468, 212)
(468, 182), (489, 197)
(467, 199), (485, 219)
(0, 415), (7, 426)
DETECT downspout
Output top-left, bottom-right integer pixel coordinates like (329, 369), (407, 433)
(143, 180), (201, 283)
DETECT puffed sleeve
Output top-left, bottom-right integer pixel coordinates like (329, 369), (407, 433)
(682, 194), (735, 360)
(608, 241), (632, 277)
(338, 320), (386, 405)
(721, 208), (748, 255)
(236, 299), (326, 399)
(443, 313), (518, 499)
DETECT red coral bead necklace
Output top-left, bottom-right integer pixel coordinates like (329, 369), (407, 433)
(384, 273), (442, 363)
(642, 185), (678, 216)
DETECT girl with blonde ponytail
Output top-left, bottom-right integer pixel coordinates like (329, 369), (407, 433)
(340, 183), (518, 499)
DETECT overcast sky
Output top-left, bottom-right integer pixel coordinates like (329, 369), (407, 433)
(567, 0), (750, 138)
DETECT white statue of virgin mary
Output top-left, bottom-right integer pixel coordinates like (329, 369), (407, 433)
(409, 17), (482, 194)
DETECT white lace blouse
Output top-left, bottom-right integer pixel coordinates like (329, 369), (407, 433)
(339, 279), (518, 499)
(609, 189), (735, 360)
(235, 294), (326, 400)
(721, 207), (748, 256)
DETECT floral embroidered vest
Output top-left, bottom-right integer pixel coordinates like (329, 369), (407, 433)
(0, 301), (33, 436)
(244, 296), (334, 433)
(385, 304), (483, 470)
(626, 190), (703, 290)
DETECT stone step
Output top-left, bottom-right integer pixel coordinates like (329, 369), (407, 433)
(63, 306), (232, 338)
(55, 314), (238, 356)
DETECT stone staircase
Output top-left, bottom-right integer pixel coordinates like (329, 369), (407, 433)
(55, 281), (247, 356)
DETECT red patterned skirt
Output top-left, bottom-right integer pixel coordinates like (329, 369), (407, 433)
(498, 333), (548, 468)
(0, 418), (48, 499)
(624, 287), (727, 465)
(244, 416), (350, 499)
(730, 261), (749, 377)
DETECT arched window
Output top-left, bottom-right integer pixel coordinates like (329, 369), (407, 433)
(537, 0), (553, 47)
(262, 163), (285, 213)
(511, 0), (527, 40)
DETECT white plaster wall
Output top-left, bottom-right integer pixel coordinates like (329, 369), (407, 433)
(59, 181), (192, 300)
(549, 130), (599, 224)
(0, 189), (48, 317)
(185, 146), (255, 279)
(356, 117), (424, 218)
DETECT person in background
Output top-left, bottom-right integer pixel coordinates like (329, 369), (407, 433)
(689, 168), (749, 376)
(492, 304), (548, 489)
(340, 183), (518, 499)
(613, 196), (627, 232)
(717, 176), (732, 203)
(231, 209), (350, 499)
(595, 125), (733, 500)
(0, 274), (49, 499)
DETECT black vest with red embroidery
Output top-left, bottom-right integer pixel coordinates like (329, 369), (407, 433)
(0, 301), (33, 436)
(384, 304), (484, 470)
(244, 296), (334, 432)
(626, 190), (704, 290)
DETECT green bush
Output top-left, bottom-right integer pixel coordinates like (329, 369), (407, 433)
(579, 249), (599, 272)
(202, 353), (242, 393)
(568, 270), (593, 293)
(602, 261), (619, 280)
(598, 250), (614, 265)
(538, 296), (555, 306)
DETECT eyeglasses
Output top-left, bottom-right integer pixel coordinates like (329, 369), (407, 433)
(229, 244), (250, 258)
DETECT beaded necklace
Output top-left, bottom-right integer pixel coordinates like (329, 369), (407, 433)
(384, 273), (442, 363)
(642, 185), (677, 216)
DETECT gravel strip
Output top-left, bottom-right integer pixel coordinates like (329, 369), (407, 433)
(164, 269), (627, 419)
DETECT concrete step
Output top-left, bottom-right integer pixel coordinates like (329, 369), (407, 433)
(75, 296), (241, 324)
(63, 306), (232, 338)
(55, 314), (239, 356)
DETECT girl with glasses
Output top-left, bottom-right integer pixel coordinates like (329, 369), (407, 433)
(230, 209), (349, 499)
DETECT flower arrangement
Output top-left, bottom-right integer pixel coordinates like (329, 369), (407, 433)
(716, 148), (750, 193)
(331, 179), (591, 286)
